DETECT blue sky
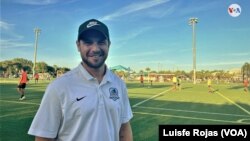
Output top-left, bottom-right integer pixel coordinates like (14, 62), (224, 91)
(1, 0), (249, 72)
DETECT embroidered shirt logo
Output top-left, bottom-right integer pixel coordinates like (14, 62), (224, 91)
(109, 87), (119, 101)
(87, 21), (99, 28)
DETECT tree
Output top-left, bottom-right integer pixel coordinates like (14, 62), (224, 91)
(139, 70), (144, 75)
(145, 67), (151, 83)
(12, 58), (33, 73)
(145, 67), (151, 73)
(242, 62), (250, 81)
(47, 66), (55, 75)
(0, 58), (33, 77)
(0, 58), (70, 78)
(36, 62), (48, 73)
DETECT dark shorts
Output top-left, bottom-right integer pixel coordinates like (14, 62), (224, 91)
(17, 83), (26, 89)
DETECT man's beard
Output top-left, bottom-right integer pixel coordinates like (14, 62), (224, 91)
(81, 51), (107, 69)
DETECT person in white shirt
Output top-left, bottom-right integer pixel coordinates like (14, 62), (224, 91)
(28, 19), (133, 141)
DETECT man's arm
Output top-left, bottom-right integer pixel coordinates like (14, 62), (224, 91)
(119, 122), (133, 141)
(18, 73), (23, 84)
(35, 136), (55, 141)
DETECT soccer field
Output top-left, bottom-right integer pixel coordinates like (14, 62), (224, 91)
(0, 79), (249, 141)
(129, 81), (250, 140)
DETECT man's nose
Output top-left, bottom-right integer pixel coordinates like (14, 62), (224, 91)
(91, 42), (101, 50)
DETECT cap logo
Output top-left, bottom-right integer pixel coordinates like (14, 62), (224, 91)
(86, 21), (99, 28)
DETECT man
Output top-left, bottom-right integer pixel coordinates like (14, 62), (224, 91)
(140, 74), (144, 86)
(207, 77), (212, 93)
(172, 75), (177, 90)
(17, 67), (28, 100)
(34, 73), (39, 84)
(28, 19), (133, 141)
(243, 78), (249, 93)
(177, 76), (181, 91)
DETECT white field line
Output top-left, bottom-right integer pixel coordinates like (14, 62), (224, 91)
(0, 100), (40, 106)
(132, 88), (173, 108)
(0, 110), (37, 118)
(137, 106), (250, 118)
(213, 89), (250, 116)
(133, 111), (250, 124)
(237, 118), (250, 123)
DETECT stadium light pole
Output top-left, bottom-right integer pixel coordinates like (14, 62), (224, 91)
(33, 28), (41, 78)
(189, 18), (198, 84)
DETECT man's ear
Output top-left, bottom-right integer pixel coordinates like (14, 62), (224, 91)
(108, 41), (111, 48)
(76, 40), (80, 52)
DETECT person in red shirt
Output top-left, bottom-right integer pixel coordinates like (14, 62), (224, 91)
(243, 78), (249, 93)
(34, 73), (39, 84)
(17, 67), (28, 100)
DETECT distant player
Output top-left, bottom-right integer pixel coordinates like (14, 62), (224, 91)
(34, 73), (39, 84)
(172, 76), (177, 90)
(207, 77), (212, 93)
(177, 76), (181, 90)
(243, 78), (249, 93)
(17, 67), (28, 100)
(140, 74), (144, 86)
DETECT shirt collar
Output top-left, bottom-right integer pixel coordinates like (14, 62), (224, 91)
(102, 68), (112, 83)
(78, 63), (95, 81)
(77, 63), (112, 83)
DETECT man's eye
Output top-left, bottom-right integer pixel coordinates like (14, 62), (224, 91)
(98, 41), (106, 45)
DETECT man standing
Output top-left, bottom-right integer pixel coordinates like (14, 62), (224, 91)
(140, 74), (144, 86)
(172, 75), (177, 90)
(177, 76), (181, 91)
(28, 19), (133, 141)
(207, 77), (212, 93)
(243, 77), (249, 93)
(34, 73), (39, 84)
(17, 67), (28, 100)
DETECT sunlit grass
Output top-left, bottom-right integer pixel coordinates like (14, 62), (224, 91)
(0, 79), (249, 141)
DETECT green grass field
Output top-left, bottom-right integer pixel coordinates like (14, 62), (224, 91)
(0, 79), (249, 141)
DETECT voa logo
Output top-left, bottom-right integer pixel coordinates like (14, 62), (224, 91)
(228, 4), (241, 17)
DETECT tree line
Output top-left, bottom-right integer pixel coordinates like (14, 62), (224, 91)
(1, 58), (249, 81)
(141, 63), (250, 82)
(0, 58), (70, 78)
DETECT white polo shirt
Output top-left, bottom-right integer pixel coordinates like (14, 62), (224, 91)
(28, 64), (133, 141)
